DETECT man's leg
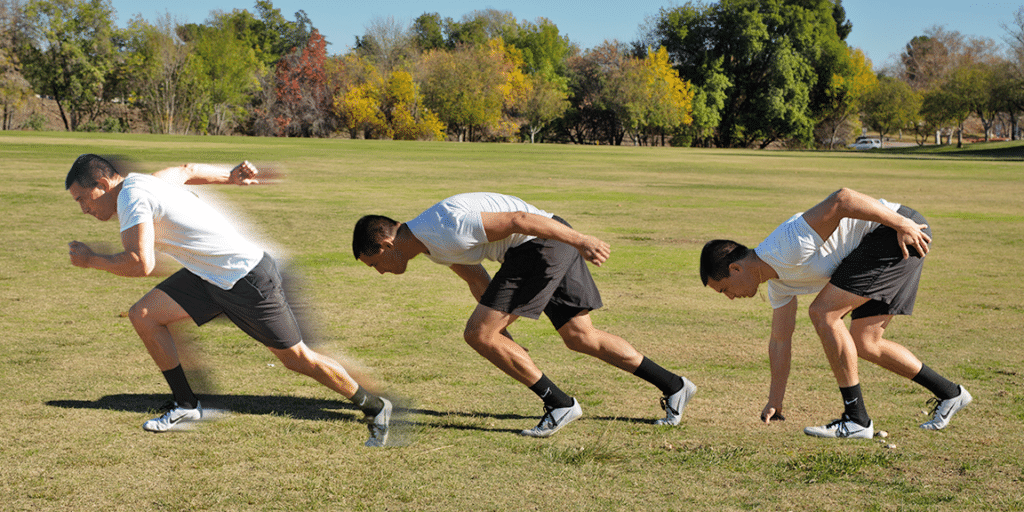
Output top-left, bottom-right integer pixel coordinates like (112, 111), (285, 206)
(269, 341), (392, 446)
(463, 304), (543, 386)
(128, 288), (202, 431)
(464, 304), (579, 437)
(556, 312), (695, 425)
(849, 315), (970, 430)
(804, 284), (874, 437)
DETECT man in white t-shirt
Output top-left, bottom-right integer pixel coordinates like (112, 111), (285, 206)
(66, 154), (392, 446)
(352, 192), (697, 437)
(700, 188), (971, 439)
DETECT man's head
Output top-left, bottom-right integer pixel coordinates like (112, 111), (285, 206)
(66, 154), (124, 221)
(700, 239), (760, 300)
(353, 215), (409, 274)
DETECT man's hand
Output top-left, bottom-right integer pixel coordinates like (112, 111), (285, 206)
(760, 403), (785, 424)
(229, 161), (260, 185)
(894, 218), (931, 259)
(576, 235), (611, 266)
(68, 241), (95, 268)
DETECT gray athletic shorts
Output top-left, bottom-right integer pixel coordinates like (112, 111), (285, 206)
(155, 253), (303, 349)
(479, 216), (603, 330)
(830, 206), (930, 320)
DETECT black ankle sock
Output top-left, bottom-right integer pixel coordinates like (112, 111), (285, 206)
(839, 384), (871, 427)
(529, 374), (574, 409)
(633, 356), (684, 395)
(912, 364), (960, 400)
(349, 386), (385, 416)
(162, 365), (198, 409)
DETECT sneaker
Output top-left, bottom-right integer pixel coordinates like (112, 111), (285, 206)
(804, 415), (873, 439)
(143, 401), (202, 432)
(520, 398), (583, 438)
(364, 398), (392, 447)
(920, 386), (973, 430)
(655, 377), (697, 426)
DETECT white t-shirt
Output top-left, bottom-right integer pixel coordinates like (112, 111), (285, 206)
(406, 192), (554, 265)
(117, 173), (264, 290)
(755, 199), (901, 309)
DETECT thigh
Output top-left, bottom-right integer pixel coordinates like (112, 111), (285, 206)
(133, 287), (193, 326)
(809, 283), (871, 318)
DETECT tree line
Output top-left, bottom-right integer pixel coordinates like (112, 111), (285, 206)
(1, 0), (1022, 147)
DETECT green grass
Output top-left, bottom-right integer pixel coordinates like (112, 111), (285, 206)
(2, 132), (1023, 511)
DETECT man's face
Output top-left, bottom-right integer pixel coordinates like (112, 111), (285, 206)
(358, 242), (408, 275)
(707, 264), (760, 300)
(68, 181), (116, 221)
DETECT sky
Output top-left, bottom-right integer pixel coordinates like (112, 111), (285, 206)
(105, 0), (1022, 68)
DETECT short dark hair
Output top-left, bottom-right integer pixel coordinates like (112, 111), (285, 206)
(65, 154), (120, 190)
(700, 239), (751, 285)
(352, 215), (399, 259)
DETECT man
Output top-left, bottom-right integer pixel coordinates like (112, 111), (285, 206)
(353, 192), (696, 437)
(66, 154), (392, 446)
(700, 187), (971, 439)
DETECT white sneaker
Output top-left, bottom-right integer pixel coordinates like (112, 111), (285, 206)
(804, 416), (873, 439)
(365, 398), (392, 447)
(655, 377), (697, 426)
(920, 386), (972, 430)
(520, 398), (582, 438)
(143, 401), (202, 432)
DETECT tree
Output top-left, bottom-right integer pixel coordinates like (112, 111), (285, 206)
(1, 0), (31, 130)
(861, 76), (920, 143)
(920, 87), (968, 145)
(521, 75), (568, 143)
(185, 21), (260, 135)
(562, 42), (628, 145)
(17, 0), (117, 131)
(411, 12), (446, 51)
(119, 14), (201, 134)
(611, 46), (693, 146)
(416, 38), (527, 141)
(333, 59), (443, 141)
(1001, 7), (1024, 140)
(817, 47), (877, 148)
(255, 28), (331, 137)
(646, 0), (850, 148)
(355, 15), (414, 75)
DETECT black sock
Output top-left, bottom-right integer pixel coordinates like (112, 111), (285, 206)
(839, 384), (870, 427)
(912, 364), (960, 400)
(162, 365), (198, 409)
(633, 356), (684, 395)
(349, 386), (385, 416)
(528, 374), (574, 409)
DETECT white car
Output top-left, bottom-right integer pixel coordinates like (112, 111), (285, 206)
(848, 138), (882, 150)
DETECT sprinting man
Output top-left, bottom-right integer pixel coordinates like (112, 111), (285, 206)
(66, 154), (392, 446)
(352, 192), (696, 437)
(700, 188), (971, 439)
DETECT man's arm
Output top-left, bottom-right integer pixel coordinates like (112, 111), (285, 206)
(802, 188), (931, 259)
(152, 161), (259, 186)
(762, 297), (797, 424)
(69, 221), (157, 277)
(450, 264), (491, 302)
(479, 211), (610, 266)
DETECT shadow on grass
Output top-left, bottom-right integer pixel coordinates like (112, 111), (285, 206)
(45, 393), (647, 434)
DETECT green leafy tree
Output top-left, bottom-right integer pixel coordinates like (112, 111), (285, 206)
(18, 0), (117, 130)
(521, 74), (568, 143)
(186, 22), (260, 135)
(817, 47), (877, 148)
(861, 76), (920, 143)
(919, 87), (967, 145)
(411, 12), (446, 51)
(646, 0), (851, 148)
(119, 14), (201, 134)
(1, 0), (31, 130)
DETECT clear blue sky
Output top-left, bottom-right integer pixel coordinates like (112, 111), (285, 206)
(106, 0), (1021, 68)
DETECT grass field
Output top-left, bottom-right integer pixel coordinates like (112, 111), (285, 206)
(1, 132), (1022, 511)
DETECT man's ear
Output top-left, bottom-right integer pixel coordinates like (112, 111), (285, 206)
(95, 175), (116, 192)
(729, 261), (743, 275)
(380, 237), (395, 250)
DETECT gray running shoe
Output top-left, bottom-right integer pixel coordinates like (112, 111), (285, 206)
(655, 377), (697, 426)
(804, 416), (873, 439)
(365, 398), (392, 447)
(143, 401), (202, 432)
(920, 386), (972, 430)
(520, 398), (582, 438)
